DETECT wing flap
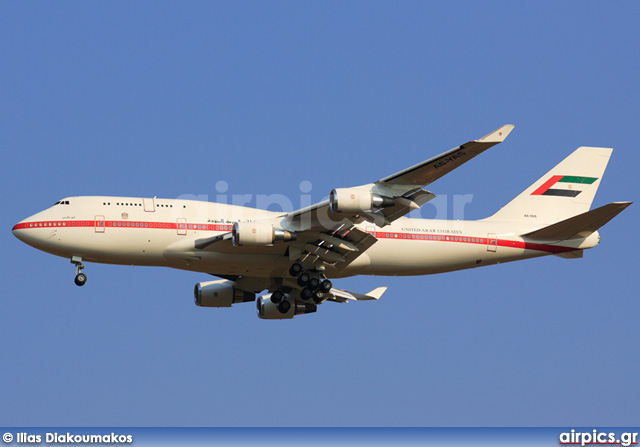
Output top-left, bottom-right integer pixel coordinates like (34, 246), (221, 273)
(363, 189), (436, 225)
(194, 232), (233, 249)
(338, 228), (377, 268)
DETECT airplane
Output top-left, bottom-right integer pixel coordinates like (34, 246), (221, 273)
(12, 125), (632, 319)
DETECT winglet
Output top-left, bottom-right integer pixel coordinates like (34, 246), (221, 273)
(365, 286), (387, 300)
(476, 124), (515, 143)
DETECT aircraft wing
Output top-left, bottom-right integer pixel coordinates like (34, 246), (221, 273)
(378, 124), (515, 190)
(283, 124), (514, 232)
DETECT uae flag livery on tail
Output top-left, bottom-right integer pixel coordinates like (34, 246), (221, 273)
(530, 175), (598, 197)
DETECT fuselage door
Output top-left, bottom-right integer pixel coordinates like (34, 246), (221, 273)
(95, 215), (105, 233)
(143, 198), (155, 212)
(487, 233), (497, 252)
(177, 218), (187, 235)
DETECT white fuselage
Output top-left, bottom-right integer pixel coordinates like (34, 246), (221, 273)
(12, 196), (598, 279)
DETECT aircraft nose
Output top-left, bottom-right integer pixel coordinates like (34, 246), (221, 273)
(12, 219), (31, 243)
(12, 213), (49, 246)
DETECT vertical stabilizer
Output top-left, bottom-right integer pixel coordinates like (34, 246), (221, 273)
(486, 147), (612, 224)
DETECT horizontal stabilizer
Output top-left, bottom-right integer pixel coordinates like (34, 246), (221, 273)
(522, 201), (632, 241)
(554, 250), (584, 259)
(329, 286), (388, 303)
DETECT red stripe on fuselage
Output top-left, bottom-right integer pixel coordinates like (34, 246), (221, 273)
(12, 221), (235, 232)
(13, 220), (574, 255)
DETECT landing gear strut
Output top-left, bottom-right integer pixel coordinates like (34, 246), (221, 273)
(71, 256), (87, 287)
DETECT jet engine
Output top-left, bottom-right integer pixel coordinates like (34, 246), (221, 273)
(194, 280), (255, 307)
(256, 294), (317, 320)
(329, 188), (395, 213)
(232, 222), (296, 246)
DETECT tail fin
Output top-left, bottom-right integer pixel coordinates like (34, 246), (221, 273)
(486, 146), (612, 224)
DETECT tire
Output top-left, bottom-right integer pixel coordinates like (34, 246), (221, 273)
(74, 273), (87, 287)
(271, 291), (284, 304)
(300, 288), (314, 301)
(289, 262), (303, 277)
(307, 277), (321, 290)
(320, 280), (332, 293)
(313, 290), (325, 304)
(278, 300), (291, 314)
(297, 272), (310, 287)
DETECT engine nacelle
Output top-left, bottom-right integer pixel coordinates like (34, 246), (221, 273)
(256, 294), (318, 320)
(232, 221), (296, 246)
(329, 188), (395, 213)
(194, 280), (255, 307)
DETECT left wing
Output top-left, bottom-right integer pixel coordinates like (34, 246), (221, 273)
(377, 125), (515, 191)
(283, 124), (514, 233)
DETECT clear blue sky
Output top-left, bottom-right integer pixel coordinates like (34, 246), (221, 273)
(1, 1), (638, 427)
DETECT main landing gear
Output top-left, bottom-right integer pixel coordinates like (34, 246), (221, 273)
(288, 262), (332, 304)
(269, 262), (332, 315)
(71, 256), (87, 287)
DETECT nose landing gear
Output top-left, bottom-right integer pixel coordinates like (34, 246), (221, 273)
(71, 256), (87, 286)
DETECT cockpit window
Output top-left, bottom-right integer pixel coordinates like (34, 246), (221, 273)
(52, 200), (70, 206)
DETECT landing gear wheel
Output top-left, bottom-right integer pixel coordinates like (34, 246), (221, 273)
(71, 256), (86, 287)
(289, 262), (304, 277)
(297, 272), (310, 287)
(313, 290), (325, 304)
(271, 290), (284, 304)
(320, 280), (332, 293)
(300, 288), (314, 301)
(74, 273), (87, 287)
(278, 299), (292, 314)
(307, 277), (321, 290)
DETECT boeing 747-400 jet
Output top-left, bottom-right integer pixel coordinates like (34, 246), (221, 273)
(12, 125), (631, 319)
